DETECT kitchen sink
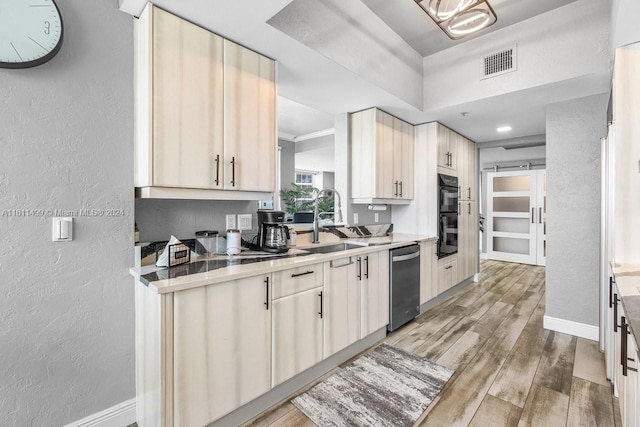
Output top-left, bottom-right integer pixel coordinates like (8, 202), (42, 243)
(301, 243), (365, 254)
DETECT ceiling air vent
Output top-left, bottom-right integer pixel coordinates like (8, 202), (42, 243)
(481, 45), (517, 80)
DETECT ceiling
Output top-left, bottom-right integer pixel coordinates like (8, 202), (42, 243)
(278, 97), (334, 138)
(119, 0), (609, 144)
(360, 0), (580, 57)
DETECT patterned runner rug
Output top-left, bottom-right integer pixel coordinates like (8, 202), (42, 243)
(292, 343), (453, 427)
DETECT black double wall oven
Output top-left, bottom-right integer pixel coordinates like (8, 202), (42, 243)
(438, 174), (458, 259)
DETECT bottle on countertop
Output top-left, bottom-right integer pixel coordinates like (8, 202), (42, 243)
(287, 227), (296, 246)
(134, 222), (140, 243)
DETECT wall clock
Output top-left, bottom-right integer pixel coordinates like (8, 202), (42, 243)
(0, 0), (63, 69)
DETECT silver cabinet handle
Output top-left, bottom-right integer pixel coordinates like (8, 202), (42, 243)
(392, 251), (420, 262)
(468, 187), (471, 199)
(357, 257), (362, 280)
(539, 207), (542, 224)
(365, 256), (369, 279)
(458, 202), (461, 216)
(531, 208), (535, 223)
(394, 181), (399, 197)
(399, 181), (403, 198)
(445, 265), (453, 270)
(468, 203), (471, 215)
(330, 258), (353, 268)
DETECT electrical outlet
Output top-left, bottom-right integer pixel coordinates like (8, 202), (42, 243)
(259, 200), (274, 209)
(353, 213), (359, 225)
(374, 213), (379, 222)
(237, 214), (252, 231)
(226, 214), (237, 230)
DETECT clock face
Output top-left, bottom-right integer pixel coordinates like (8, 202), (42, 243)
(0, 0), (63, 68)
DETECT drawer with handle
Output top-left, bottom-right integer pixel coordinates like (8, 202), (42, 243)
(271, 263), (324, 299)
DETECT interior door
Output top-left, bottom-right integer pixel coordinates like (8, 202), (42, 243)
(487, 171), (538, 264)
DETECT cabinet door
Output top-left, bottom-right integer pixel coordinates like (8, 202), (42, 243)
(223, 40), (276, 192)
(467, 139), (477, 201)
(457, 134), (468, 200)
(625, 333), (638, 427)
(398, 120), (415, 200)
(437, 124), (450, 169)
(173, 275), (271, 426)
(448, 129), (458, 172)
(152, 7), (224, 189)
(350, 109), (376, 199)
(323, 258), (360, 358)
(420, 241), (437, 304)
(272, 287), (323, 386)
(376, 110), (397, 199)
(361, 251), (390, 337)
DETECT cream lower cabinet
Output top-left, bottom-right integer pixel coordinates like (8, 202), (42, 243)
(438, 256), (458, 294)
(360, 251), (390, 337)
(134, 4), (276, 196)
(613, 284), (640, 427)
(458, 201), (478, 283)
(323, 257), (360, 358)
(420, 240), (438, 305)
(272, 287), (324, 386)
(172, 275), (271, 427)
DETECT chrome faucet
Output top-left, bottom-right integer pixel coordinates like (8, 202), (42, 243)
(312, 188), (343, 244)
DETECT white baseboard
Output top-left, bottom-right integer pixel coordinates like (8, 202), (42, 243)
(64, 398), (136, 427)
(480, 252), (488, 260)
(543, 315), (599, 341)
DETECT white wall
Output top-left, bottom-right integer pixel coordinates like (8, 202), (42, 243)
(268, 0), (423, 110)
(611, 0), (640, 48)
(423, 0), (612, 112)
(546, 93), (608, 327)
(0, 1), (134, 424)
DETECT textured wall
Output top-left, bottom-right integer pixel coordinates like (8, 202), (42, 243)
(0, 1), (134, 425)
(546, 94), (608, 326)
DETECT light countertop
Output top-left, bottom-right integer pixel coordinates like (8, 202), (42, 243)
(611, 263), (640, 349)
(131, 233), (437, 294)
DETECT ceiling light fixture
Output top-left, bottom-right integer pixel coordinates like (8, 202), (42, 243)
(415, 0), (497, 40)
(497, 126), (512, 132)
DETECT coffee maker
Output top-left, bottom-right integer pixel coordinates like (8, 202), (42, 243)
(257, 210), (290, 253)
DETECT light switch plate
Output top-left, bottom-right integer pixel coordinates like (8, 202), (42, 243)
(52, 217), (73, 242)
(353, 213), (359, 225)
(226, 214), (237, 230)
(237, 214), (252, 231)
(375, 213), (379, 222)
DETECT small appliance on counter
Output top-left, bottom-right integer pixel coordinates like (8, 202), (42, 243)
(257, 210), (290, 253)
(226, 229), (242, 255)
(195, 230), (225, 255)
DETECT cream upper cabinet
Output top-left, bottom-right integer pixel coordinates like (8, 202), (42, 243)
(437, 124), (457, 175)
(360, 251), (390, 337)
(136, 5), (224, 190)
(323, 257), (361, 358)
(351, 108), (415, 204)
(223, 40), (276, 192)
(272, 287), (324, 386)
(458, 136), (477, 201)
(172, 275), (271, 426)
(134, 4), (276, 197)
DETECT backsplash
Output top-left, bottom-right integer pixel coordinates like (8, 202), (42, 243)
(135, 199), (260, 242)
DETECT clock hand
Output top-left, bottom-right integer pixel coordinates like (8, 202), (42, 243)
(10, 42), (23, 61)
(28, 36), (47, 52)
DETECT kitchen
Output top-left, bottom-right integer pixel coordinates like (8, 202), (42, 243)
(1, 0), (639, 426)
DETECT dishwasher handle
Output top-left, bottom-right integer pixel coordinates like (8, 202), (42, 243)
(392, 251), (420, 262)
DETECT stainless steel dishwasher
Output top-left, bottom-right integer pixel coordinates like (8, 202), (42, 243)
(389, 244), (421, 331)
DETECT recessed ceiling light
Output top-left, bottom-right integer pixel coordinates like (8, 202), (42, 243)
(497, 126), (512, 132)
